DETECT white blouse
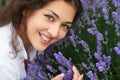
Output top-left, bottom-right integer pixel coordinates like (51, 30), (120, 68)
(0, 23), (27, 80)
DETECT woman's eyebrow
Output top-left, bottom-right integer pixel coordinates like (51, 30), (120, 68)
(47, 9), (59, 19)
(64, 22), (72, 24)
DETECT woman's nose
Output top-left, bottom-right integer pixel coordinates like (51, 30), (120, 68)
(48, 24), (60, 38)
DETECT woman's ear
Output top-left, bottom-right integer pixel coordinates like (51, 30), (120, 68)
(22, 9), (31, 17)
(22, 10), (28, 16)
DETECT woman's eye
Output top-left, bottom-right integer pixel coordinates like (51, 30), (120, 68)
(62, 24), (70, 30)
(44, 14), (54, 21)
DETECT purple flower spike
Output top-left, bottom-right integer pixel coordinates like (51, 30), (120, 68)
(58, 66), (66, 73)
(54, 52), (73, 80)
(114, 47), (120, 55)
(46, 65), (57, 73)
(96, 61), (106, 72)
(63, 69), (73, 80)
(87, 28), (96, 35)
(86, 71), (98, 80)
(94, 52), (102, 60)
(54, 52), (72, 68)
(103, 55), (111, 64)
(69, 36), (77, 47)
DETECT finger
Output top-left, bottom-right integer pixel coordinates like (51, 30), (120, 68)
(72, 65), (80, 74)
(72, 65), (79, 80)
(78, 74), (83, 80)
(72, 65), (80, 80)
(51, 73), (64, 80)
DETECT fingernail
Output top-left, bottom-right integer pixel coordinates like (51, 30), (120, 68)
(81, 74), (84, 77)
(61, 73), (64, 77)
(73, 65), (76, 68)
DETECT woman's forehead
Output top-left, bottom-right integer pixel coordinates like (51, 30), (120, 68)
(41, 1), (76, 21)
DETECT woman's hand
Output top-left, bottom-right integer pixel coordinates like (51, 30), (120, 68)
(72, 65), (83, 80)
(51, 65), (83, 80)
(51, 73), (64, 80)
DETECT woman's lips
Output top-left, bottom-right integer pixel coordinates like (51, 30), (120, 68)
(39, 32), (51, 44)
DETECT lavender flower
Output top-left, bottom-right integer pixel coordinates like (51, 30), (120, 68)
(91, 19), (96, 27)
(94, 52), (102, 60)
(103, 55), (111, 64)
(77, 40), (90, 52)
(112, 0), (120, 7)
(87, 28), (96, 35)
(86, 71), (98, 80)
(80, 0), (89, 11)
(96, 32), (104, 54)
(69, 35), (77, 47)
(54, 52), (73, 80)
(26, 51), (74, 80)
(54, 52), (72, 68)
(58, 66), (66, 73)
(76, 18), (82, 27)
(100, 1), (107, 8)
(63, 69), (73, 80)
(96, 54), (111, 73)
(102, 8), (109, 20)
(92, 0), (101, 9)
(46, 65), (57, 73)
(26, 61), (48, 80)
(112, 0), (117, 7)
(96, 61), (106, 72)
(112, 11), (120, 24)
(114, 46), (120, 55)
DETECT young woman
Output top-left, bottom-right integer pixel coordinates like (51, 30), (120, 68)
(0, 0), (83, 80)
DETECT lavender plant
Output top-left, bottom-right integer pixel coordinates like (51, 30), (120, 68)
(47, 0), (120, 80)
(26, 51), (73, 80)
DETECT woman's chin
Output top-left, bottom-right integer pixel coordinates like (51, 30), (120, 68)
(35, 46), (47, 52)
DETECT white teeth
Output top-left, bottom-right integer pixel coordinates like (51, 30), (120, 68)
(41, 34), (50, 41)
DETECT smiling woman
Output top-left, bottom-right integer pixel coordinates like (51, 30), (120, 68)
(25, 1), (76, 51)
(0, 0), (83, 80)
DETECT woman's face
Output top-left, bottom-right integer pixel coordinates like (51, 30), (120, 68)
(26, 1), (76, 51)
